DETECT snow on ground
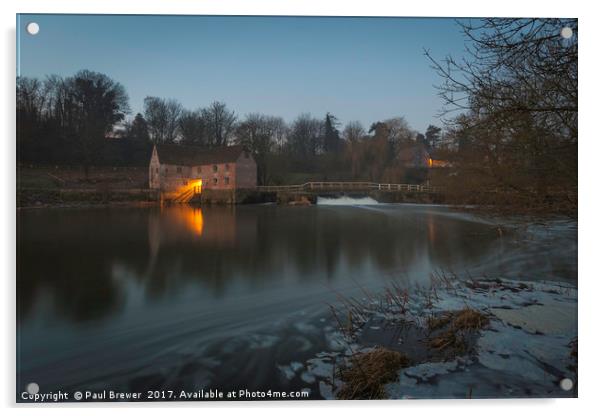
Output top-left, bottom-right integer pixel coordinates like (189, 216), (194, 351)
(296, 277), (577, 399)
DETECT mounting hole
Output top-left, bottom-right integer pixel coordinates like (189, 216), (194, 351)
(26, 382), (39, 394)
(560, 378), (574, 391)
(560, 27), (573, 39)
(26, 22), (40, 35)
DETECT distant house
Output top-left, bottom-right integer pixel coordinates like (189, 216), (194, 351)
(149, 144), (257, 197)
(428, 149), (452, 168)
(396, 141), (452, 169)
(397, 141), (431, 168)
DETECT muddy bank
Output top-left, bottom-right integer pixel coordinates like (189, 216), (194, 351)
(17, 188), (160, 208)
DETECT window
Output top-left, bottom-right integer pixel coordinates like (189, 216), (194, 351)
(177, 166), (182, 173)
(225, 164), (230, 171)
(197, 167), (201, 174)
(213, 165), (218, 172)
(213, 177), (218, 185)
(224, 177), (230, 185)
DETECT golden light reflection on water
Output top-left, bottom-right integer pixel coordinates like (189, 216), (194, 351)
(186, 207), (204, 236)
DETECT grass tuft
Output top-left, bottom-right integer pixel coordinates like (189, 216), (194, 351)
(427, 308), (489, 355)
(337, 347), (409, 400)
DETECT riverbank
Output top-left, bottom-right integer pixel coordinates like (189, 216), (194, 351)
(17, 165), (155, 208)
(17, 165), (576, 216)
(17, 188), (159, 209)
(286, 275), (577, 399)
(17, 188), (442, 208)
(16, 188), (580, 224)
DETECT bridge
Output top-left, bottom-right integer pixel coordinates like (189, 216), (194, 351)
(256, 181), (439, 194)
(166, 181), (439, 204)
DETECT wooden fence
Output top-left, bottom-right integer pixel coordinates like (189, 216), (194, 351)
(256, 182), (439, 193)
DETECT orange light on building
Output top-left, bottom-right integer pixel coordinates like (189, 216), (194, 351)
(428, 158), (433, 168)
(174, 179), (202, 202)
(192, 179), (203, 194)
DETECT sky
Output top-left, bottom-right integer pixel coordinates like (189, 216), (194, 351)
(17, 14), (469, 133)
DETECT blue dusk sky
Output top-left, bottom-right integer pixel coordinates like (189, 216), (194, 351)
(17, 14), (469, 133)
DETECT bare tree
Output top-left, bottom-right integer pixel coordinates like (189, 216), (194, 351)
(235, 113), (276, 153)
(425, 18), (577, 139)
(342, 121), (366, 143)
(179, 109), (206, 146)
(17, 77), (46, 122)
(143, 97), (166, 143)
(143, 97), (183, 144)
(288, 113), (324, 157)
(269, 116), (288, 152)
(164, 99), (184, 143)
(382, 117), (415, 146)
(201, 101), (236, 147)
(425, 19), (577, 214)
(235, 113), (285, 183)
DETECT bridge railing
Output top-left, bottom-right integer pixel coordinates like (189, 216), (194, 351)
(256, 182), (439, 193)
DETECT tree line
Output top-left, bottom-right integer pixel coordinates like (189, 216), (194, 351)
(17, 70), (130, 173)
(17, 72), (443, 185)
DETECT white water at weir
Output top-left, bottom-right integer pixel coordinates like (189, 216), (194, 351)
(316, 196), (380, 205)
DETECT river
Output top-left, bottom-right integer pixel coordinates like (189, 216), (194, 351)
(16, 202), (577, 399)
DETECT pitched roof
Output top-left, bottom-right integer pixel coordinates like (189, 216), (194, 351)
(155, 144), (247, 166)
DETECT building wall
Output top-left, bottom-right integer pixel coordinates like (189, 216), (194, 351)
(193, 162), (236, 190)
(234, 152), (257, 189)
(150, 148), (257, 194)
(158, 164), (194, 193)
(149, 147), (161, 189)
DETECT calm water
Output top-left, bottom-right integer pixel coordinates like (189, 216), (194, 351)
(16, 203), (576, 399)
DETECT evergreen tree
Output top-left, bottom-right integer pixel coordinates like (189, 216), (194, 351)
(130, 113), (150, 143)
(323, 112), (341, 153)
(425, 125), (442, 149)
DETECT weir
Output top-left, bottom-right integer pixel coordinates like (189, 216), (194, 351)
(316, 196), (379, 205)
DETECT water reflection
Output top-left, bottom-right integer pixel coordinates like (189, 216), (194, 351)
(16, 204), (576, 393)
(19, 205), (578, 326)
(183, 206), (204, 236)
